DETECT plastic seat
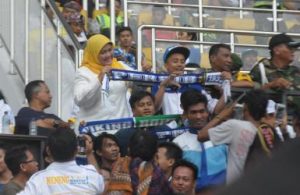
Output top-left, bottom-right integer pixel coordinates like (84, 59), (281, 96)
(92, 9), (107, 19)
(200, 52), (211, 68)
(142, 47), (152, 66)
(80, 10), (88, 31)
(138, 12), (174, 26)
(223, 17), (256, 44)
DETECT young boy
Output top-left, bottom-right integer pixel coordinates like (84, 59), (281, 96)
(153, 46), (224, 115)
(114, 90), (174, 156)
(65, 12), (87, 45)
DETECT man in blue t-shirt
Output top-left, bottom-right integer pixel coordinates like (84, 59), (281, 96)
(173, 89), (227, 193)
(15, 80), (69, 135)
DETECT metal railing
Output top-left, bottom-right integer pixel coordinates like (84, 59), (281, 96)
(137, 24), (300, 72)
(46, 0), (84, 69)
(0, 0), (84, 118)
(124, 0), (300, 32)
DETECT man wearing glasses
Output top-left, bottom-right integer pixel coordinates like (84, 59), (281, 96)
(17, 128), (104, 195)
(3, 145), (38, 194)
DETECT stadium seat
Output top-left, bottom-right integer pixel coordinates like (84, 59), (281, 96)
(200, 52), (211, 68)
(142, 47), (152, 67)
(92, 9), (107, 19)
(223, 17), (256, 44)
(285, 19), (299, 30)
(138, 12), (174, 26)
(80, 9), (88, 31)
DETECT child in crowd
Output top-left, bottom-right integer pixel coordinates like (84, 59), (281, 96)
(65, 12), (87, 45)
(153, 46), (225, 115)
(115, 90), (174, 156)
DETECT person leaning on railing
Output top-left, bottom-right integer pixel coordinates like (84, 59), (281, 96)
(250, 33), (300, 110)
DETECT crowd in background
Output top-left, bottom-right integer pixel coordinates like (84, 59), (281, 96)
(1, 0), (300, 194)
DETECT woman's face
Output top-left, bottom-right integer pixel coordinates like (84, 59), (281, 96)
(177, 32), (192, 41)
(98, 43), (114, 66)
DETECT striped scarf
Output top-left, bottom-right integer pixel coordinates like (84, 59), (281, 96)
(110, 69), (224, 85)
(79, 114), (182, 136)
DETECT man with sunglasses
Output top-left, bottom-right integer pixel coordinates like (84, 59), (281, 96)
(3, 145), (38, 194)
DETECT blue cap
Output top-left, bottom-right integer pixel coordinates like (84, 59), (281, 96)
(163, 46), (190, 63)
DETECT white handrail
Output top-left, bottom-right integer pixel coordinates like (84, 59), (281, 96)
(25, 0), (29, 81)
(57, 21), (62, 117)
(10, 0), (15, 76)
(124, 0), (300, 29)
(137, 24), (300, 71)
(41, 0), (45, 80)
(151, 28), (156, 73)
(110, 0), (115, 44)
(272, 0), (278, 32)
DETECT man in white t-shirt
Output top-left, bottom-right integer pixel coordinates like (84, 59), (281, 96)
(198, 89), (268, 184)
(18, 128), (104, 195)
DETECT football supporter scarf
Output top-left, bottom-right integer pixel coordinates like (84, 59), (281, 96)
(79, 114), (187, 137)
(102, 69), (231, 102)
(110, 69), (224, 85)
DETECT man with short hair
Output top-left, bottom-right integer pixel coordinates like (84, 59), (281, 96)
(115, 90), (173, 156)
(15, 80), (69, 135)
(209, 43), (232, 73)
(250, 33), (300, 109)
(171, 159), (198, 195)
(173, 89), (227, 192)
(155, 142), (183, 180)
(114, 26), (151, 72)
(208, 43), (253, 92)
(198, 89), (268, 183)
(114, 26), (137, 69)
(3, 145), (39, 194)
(18, 128), (105, 194)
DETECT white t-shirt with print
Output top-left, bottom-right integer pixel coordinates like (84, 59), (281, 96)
(208, 119), (257, 183)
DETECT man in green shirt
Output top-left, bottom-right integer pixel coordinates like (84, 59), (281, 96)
(250, 33), (300, 108)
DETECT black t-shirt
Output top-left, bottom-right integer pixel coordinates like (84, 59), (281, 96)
(15, 107), (61, 135)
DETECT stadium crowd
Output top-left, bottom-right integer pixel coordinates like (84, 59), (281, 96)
(1, 0), (300, 194)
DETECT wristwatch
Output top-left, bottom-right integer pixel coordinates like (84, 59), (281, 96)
(53, 120), (60, 128)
